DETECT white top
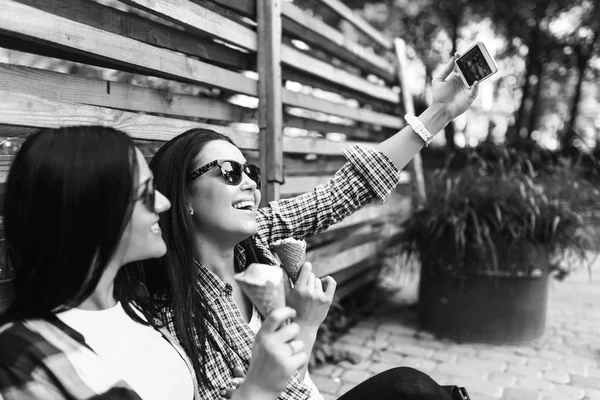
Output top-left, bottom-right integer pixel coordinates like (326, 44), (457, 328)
(57, 302), (194, 400)
(248, 307), (324, 400)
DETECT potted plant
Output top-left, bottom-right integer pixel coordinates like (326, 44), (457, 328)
(400, 147), (600, 344)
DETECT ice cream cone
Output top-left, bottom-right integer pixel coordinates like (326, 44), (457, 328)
(271, 238), (306, 283)
(234, 263), (286, 318)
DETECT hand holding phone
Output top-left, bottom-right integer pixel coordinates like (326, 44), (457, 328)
(455, 41), (498, 88)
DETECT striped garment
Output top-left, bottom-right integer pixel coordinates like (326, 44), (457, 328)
(157, 145), (401, 400)
(0, 317), (143, 400)
(0, 314), (200, 400)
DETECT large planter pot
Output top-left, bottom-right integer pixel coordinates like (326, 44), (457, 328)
(417, 242), (550, 344)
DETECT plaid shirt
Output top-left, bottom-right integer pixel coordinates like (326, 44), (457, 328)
(0, 315), (200, 400)
(158, 145), (400, 399)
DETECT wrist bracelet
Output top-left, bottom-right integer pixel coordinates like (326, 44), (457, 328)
(404, 113), (434, 147)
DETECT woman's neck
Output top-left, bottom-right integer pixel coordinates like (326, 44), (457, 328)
(78, 260), (121, 310)
(195, 234), (236, 280)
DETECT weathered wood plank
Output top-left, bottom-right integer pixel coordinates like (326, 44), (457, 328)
(0, 0), (258, 95)
(257, 0), (283, 204)
(120, 0), (258, 51)
(111, 0), (400, 105)
(311, 241), (379, 278)
(281, 2), (395, 83)
(335, 268), (379, 299)
(282, 90), (403, 129)
(281, 46), (398, 104)
(14, 0), (250, 70)
(282, 67), (399, 115)
(0, 64), (254, 123)
(0, 90), (259, 147)
(318, 0), (393, 50)
(330, 257), (378, 287)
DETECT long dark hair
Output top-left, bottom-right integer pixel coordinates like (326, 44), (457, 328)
(2, 126), (140, 323)
(143, 128), (269, 385)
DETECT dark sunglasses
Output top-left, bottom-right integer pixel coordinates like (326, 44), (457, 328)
(187, 159), (261, 189)
(134, 177), (156, 213)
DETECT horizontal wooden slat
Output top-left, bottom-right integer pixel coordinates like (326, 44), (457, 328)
(282, 67), (398, 116)
(319, 0), (393, 50)
(281, 46), (398, 104)
(0, 64), (254, 123)
(281, 2), (396, 83)
(121, 0), (258, 51)
(311, 240), (380, 278)
(0, 90), (258, 146)
(15, 0), (250, 70)
(330, 257), (378, 286)
(335, 268), (379, 299)
(282, 90), (403, 129)
(285, 115), (373, 140)
(0, 0), (258, 95)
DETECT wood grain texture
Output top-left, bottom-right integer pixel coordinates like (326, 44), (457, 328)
(318, 0), (393, 50)
(0, 0), (258, 95)
(0, 64), (254, 122)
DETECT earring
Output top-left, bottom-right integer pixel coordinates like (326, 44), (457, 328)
(190, 209), (194, 215)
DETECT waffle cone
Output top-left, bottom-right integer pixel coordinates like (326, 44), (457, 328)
(271, 238), (306, 283)
(234, 263), (286, 318)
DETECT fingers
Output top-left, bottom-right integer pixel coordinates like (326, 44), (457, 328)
(295, 262), (312, 286)
(261, 307), (296, 333)
(307, 271), (316, 290)
(232, 366), (245, 378)
(433, 54), (458, 82)
(314, 276), (323, 292)
(272, 320), (301, 342)
(469, 80), (480, 99)
(321, 276), (337, 297)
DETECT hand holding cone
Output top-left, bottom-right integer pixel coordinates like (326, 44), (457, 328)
(271, 238), (306, 283)
(234, 263), (286, 318)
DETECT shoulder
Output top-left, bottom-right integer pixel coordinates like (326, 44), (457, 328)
(0, 320), (57, 365)
(0, 320), (66, 392)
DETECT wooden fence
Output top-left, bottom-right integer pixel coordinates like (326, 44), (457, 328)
(0, 0), (425, 300)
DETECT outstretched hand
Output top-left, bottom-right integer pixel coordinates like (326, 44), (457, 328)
(431, 54), (479, 121)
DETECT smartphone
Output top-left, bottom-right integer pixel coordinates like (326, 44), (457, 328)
(455, 41), (498, 87)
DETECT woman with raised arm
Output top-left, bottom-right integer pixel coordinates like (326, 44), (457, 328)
(143, 56), (478, 399)
(0, 126), (307, 400)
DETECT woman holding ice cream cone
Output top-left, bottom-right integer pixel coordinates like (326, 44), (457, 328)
(140, 55), (478, 400)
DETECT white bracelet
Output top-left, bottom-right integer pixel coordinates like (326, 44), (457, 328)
(404, 113), (434, 147)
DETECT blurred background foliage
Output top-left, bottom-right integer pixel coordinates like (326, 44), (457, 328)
(295, 0), (600, 160)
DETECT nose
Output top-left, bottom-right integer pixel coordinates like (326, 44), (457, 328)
(154, 190), (171, 213)
(240, 171), (258, 191)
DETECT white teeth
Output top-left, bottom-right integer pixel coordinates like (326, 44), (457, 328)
(233, 201), (254, 210)
(150, 222), (160, 233)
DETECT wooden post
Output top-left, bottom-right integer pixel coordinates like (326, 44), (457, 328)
(257, 0), (283, 205)
(394, 38), (427, 206)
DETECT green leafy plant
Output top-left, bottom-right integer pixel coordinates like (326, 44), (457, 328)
(400, 146), (600, 278)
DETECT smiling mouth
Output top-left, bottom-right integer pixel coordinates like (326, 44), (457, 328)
(233, 201), (255, 211)
(150, 222), (161, 233)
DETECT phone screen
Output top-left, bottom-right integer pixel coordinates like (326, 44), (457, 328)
(456, 46), (493, 86)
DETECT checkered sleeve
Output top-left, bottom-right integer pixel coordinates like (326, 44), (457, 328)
(0, 322), (142, 400)
(256, 145), (400, 244)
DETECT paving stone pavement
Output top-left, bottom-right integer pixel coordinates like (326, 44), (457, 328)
(310, 255), (600, 400)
